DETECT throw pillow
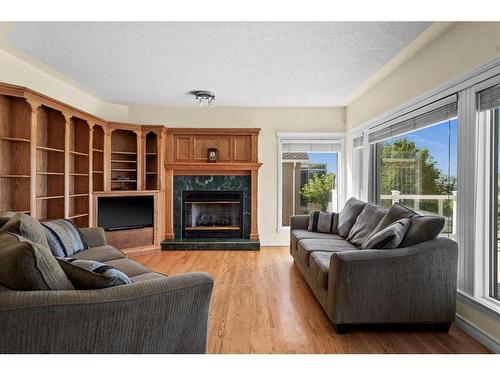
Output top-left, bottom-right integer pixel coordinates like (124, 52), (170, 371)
(307, 211), (338, 233)
(361, 217), (411, 249)
(0, 232), (74, 291)
(400, 215), (445, 247)
(369, 203), (418, 236)
(57, 258), (132, 289)
(347, 203), (388, 247)
(42, 219), (85, 257)
(0, 212), (50, 249)
(337, 197), (367, 238)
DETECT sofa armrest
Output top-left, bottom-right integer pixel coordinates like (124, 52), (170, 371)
(79, 227), (107, 247)
(326, 237), (458, 324)
(0, 272), (214, 353)
(290, 215), (310, 230)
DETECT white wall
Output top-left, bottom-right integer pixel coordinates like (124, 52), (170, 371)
(345, 21), (500, 347)
(128, 105), (345, 245)
(347, 22), (500, 130)
(0, 48), (128, 121)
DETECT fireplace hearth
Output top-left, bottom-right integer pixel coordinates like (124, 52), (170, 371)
(182, 191), (243, 238)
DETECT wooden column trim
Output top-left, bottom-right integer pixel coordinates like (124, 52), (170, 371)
(135, 130), (145, 191)
(62, 112), (72, 219)
(250, 169), (259, 240)
(164, 168), (174, 239)
(26, 100), (41, 218)
(103, 127), (114, 191)
(88, 122), (94, 224)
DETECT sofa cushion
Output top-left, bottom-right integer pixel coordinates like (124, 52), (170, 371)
(337, 197), (367, 237)
(347, 203), (387, 247)
(292, 230), (344, 242)
(0, 282), (12, 291)
(69, 245), (126, 262)
(290, 230), (343, 252)
(296, 238), (357, 265)
(131, 272), (168, 283)
(400, 215), (445, 247)
(0, 212), (50, 249)
(309, 252), (333, 289)
(0, 232), (74, 291)
(57, 258), (132, 289)
(42, 219), (85, 257)
(104, 259), (152, 278)
(361, 217), (411, 249)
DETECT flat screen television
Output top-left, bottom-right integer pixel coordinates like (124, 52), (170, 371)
(98, 196), (154, 231)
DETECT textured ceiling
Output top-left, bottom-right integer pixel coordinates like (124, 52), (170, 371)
(8, 22), (430, 106)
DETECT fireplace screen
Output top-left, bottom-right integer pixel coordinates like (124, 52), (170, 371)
(182, 191), (243, 238)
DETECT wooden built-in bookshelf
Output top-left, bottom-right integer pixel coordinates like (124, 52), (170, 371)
(0, 83), (166, 233)
(0, 94), (32, 214)
(111, 129), (138, 191)
(145, 131), (158, 190)
(92, 124), (105, 192)
(68, 117), (90, 227)
(35, 106), (66, 222)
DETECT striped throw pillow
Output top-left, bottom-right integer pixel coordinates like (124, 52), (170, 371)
(307, 211), (338, 234)
(42, 219), (85, 257)
(361, 217), (411, 249)
(57, 258), (132, 289)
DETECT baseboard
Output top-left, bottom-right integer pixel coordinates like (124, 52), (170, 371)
(455, 314), (500, 353)
(260, 240), (289, 247)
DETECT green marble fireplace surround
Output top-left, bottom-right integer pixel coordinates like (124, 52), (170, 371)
(161, 175), (259, 250)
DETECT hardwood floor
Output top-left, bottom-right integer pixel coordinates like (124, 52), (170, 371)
(129, 246), (491, 354)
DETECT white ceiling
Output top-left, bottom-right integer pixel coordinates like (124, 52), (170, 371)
(7, 22), (430, 107)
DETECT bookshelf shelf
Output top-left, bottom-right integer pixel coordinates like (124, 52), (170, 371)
(36, 145), (64, 153)
(0, 136), (30, 143)
(1, 174), (31, 178)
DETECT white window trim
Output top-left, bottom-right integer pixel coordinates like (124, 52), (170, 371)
(348, 57), (500, 319)
(471, 74), (500, 312)
(276, 132), (346, 233)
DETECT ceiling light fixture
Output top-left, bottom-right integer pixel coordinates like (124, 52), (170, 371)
(191, 90), (215, 107)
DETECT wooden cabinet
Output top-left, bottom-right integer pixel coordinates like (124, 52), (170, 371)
(164, 128), (262, 241)
(169, 129), (259, 164)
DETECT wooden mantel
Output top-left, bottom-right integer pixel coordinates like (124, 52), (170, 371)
(164, 128), (262, 241)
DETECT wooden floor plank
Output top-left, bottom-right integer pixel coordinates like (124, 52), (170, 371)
(129, 246), (491, 354)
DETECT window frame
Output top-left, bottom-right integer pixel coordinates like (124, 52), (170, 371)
(276, 132), (345, 232)
(474, 75), (500, 309)
(350, 58), (500, 319)
(489, 108), (499, 301)
(371, 117), (458, 227)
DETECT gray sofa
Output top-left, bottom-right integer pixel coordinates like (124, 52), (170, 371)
(0, 226), (214, 354)
(290, 198), (458, 334)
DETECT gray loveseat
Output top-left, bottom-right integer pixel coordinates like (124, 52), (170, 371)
(290, 198), (458, 334)
(0, 226), (214, 354)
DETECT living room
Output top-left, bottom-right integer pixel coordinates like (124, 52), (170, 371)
(1, 0), (499, 372)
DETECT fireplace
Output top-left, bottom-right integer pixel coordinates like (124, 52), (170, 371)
(182, 191), (243, 238)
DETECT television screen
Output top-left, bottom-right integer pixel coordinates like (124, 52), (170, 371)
(98, 196), (154, 231)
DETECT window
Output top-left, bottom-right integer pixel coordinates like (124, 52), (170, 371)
(478, 83), (500, 301)
(278, 135), (343, 228)
(370, 97), (458, 237)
